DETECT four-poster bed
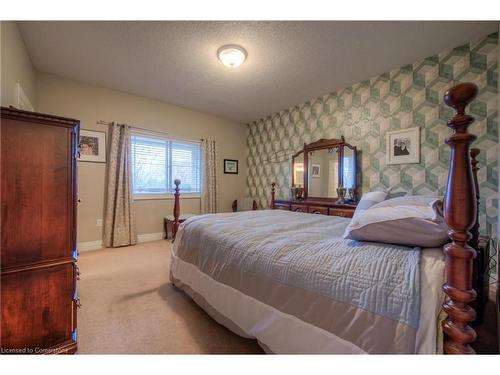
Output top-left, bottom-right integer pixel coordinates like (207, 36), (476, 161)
(170, 83), (484, 354)
(441, 82), (480, 354)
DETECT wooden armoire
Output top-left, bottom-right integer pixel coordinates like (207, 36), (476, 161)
(1, 107), (79, 354)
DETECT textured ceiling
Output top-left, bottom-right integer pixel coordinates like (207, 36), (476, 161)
(18, 21), (498, 124)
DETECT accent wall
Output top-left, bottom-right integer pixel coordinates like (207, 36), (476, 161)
(246, 32), (498, 237)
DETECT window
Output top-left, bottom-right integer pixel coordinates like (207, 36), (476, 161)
(131, 134), (201, 197)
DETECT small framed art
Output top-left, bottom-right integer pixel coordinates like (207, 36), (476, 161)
(311, 164), (321, 178)
(78, 129), (107, 163)
(224, 159), (238, 174)
(386, 127), (420, 165)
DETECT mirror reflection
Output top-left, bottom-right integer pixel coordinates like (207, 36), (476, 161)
(343, 147), (356, 189)
(307, 147), (339, 198)
(293, 153), (304, 187)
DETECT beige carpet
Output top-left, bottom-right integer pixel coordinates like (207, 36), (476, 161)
(77, 240), (263, 354)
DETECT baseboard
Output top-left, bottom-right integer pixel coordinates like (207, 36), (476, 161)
(77, 232), (165, 252)
(137, 232), (165, 242)
(77, 240), (103, 252)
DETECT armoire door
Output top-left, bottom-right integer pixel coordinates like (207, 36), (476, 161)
(0, 107), (79, 354)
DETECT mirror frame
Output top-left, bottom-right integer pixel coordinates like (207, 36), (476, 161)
(291, 150), (304, 187)
(303, 137), (358, 201)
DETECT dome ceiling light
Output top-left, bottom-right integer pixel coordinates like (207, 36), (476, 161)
(217, 44), (247, 68)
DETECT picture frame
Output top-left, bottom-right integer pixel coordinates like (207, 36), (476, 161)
(224, 159), (238, 174)
(311, 163), (321, 178)
(386, 127), (420, 165)
(78, 129), (107, 163)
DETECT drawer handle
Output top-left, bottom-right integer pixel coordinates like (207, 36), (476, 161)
(76, 266), (81, 280)
(338, 212), (345, 217)
(76, 298), (82, 308)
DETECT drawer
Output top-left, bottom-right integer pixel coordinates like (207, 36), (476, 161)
(1, 262), (76, 352)
(291, 204), (307, 213)
(308, 206), (328, 215)
(329, 208), (354, 218)
(274, 203), (290, 211)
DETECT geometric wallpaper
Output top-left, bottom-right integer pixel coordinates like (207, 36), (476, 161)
(246, 32), (498, 238)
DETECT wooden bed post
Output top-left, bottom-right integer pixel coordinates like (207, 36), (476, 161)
(172, 179), (181, 241)
(469, 148), (480, 252)
(442, 82), (478, 354)
(271, 182), (276, 209)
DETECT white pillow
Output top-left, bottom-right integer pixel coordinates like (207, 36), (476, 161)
(386, 191), (407, 200)
(344, 196), (449, 248)
(375, 195), (444, 218)
(385, 186), (408, 200)
(352, 191), (387, 220)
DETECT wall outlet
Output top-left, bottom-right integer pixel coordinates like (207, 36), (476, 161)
(96, 219), (103, 227)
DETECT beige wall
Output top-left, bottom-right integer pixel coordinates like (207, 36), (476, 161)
(0, 21), (247, 244)
(36, 73), (248, 242)
(0, 21), (37, 109)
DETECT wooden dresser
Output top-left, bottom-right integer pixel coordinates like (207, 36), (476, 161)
(1, 107), (79, 354)
(274, 199), (356, 218)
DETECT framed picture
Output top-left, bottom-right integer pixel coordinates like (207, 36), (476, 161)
(311, 163), (321, 178)
(78, 129), (107, 163)
(224, 159), (238, 174)
(386, 127), (420, 165)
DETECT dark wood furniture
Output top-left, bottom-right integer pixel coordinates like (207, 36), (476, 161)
(232, 199), (258, 212)
(172, 179), (181, 241)
(173, 83), (483, 354)
(441, 82), (480, 354)
(276, 136), (359, 217)
(1, 107), (79, 354)
(303, 137), (358, 200)
(273, 199), (356, 218)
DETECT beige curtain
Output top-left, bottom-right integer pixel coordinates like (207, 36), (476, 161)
(103, 123), (137, 247)
(201, 138), (218, 214)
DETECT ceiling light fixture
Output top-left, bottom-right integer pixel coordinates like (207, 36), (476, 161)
(217, 44), (247, 68)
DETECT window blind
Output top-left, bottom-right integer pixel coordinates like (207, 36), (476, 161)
(131, 134), (201, 195)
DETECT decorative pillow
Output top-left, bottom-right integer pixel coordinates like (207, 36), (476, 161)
(351, 191), (387, 220)
(344, 196), (449, 248)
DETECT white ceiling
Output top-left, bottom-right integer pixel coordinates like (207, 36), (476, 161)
(19, 21), (498, 124)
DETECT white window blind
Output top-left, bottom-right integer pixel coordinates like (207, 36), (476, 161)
(131, 134), (201, 195)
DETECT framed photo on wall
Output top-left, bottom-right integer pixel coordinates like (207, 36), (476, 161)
(311, 164), (321, 178)
(224, 159), (238, 174)
(78, 129), (107, 163)
(386, 127), (420, 165)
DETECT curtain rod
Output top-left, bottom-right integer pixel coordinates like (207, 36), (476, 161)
(96, 120), (202, 143)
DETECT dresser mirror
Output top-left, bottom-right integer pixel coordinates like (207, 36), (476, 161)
(342, 145), (357, 190)
(302, 137), (358, 202)
(291, 151), (305, 200)
(292, 151), (304, 187)
(307, 146), (339, 198)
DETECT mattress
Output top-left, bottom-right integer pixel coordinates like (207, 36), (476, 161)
(170, 210), (445, 354)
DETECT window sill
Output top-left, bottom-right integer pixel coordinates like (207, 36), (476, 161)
(133, 194), (201, 201)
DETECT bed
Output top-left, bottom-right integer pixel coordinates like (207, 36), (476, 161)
(169, 83), (482, 354)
